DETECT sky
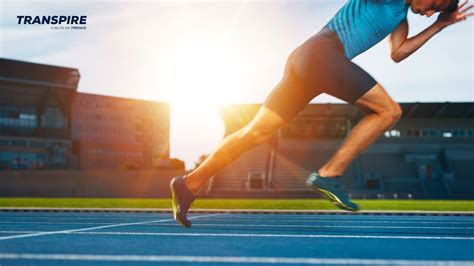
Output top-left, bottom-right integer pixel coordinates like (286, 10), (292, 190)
(1, 0), (473, 169)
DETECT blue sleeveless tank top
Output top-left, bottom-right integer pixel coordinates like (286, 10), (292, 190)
(326, 0), (409, 60)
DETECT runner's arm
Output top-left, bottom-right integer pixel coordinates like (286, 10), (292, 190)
(388, 19), (443, 63)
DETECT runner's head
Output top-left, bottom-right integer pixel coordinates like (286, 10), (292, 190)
(407, 0), (459, 17)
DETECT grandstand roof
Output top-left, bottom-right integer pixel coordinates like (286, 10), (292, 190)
(296, 102), (474, 119)
(218, 102), (474, 127)
(400, 102), (474, 119)
(0, 58), (79, 107)
(0, 58), (79, 88)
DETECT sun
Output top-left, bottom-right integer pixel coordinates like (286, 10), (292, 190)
(163, 37), (243, 111)
(164, 37), (244, 167)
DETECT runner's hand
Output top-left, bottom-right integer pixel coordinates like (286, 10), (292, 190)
(436, 0), (473, 28)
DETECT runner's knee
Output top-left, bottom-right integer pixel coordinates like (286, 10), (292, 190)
(241, 127), (273, 145)
(239, 107), (286, 144)
(241, 122), (279, 145)
(379, 102), (402, 123)
(368, 102), (402, 124)
(354, 84), (402, 122)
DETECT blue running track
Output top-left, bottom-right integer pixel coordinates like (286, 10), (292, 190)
(0, 211), (473, 265)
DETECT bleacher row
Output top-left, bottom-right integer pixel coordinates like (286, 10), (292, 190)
(210, 142), (474, 199)
(447, 159), (474, 197)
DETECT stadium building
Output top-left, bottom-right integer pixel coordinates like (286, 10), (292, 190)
(1, 58), (473, 200)
(211, 103), (474, 199)
(71, 93), (169, 170)
(0, 58), (170, 171)
(0, 58), (79, 170)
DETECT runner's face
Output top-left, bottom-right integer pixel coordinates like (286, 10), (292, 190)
(410, 0), (451, 16)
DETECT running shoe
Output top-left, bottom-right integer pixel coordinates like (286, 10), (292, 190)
(170, 175), (196, 228)
(306, 171), (359, 212)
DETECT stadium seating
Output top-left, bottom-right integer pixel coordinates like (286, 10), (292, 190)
(359, 152), (423, 195)
(211, 143), (271, 192)
(446, 158), (474, 198)
(271, 149), (322, 191)
(271, 148), (358, 191)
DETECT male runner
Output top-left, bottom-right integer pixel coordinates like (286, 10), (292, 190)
(170, 0), (473, 228)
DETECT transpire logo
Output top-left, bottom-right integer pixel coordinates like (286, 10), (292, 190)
(17, 15), (87, 30)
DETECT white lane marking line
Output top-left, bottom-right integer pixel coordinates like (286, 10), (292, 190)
(0, 231), (41, 234)
(3, 219), (472, 226)
(0, 214), (220, 241)
(154, 223), (474, 230)
(0, 253), (472, 265)
(199, 215), (474, 220)
(2, 215), (472, 223)
(196, 219), (474, 225)
(200, 216), (474, 220)
(0, 215), (172, 219)
(2, 213), (472, 218)
(3, 219), (474, 230)
(0, 216), (171, 220)
(198, 214), (474, 218)
(0, 222), (113, 225)
(72, 232), (474, 240)
(0, 230), (472, 240)
(199, 215), (474, 219)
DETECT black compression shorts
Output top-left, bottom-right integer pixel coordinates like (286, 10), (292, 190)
(263, 26), (377, 123)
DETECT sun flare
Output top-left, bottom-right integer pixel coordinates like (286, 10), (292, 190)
(163, 37), (242, 111)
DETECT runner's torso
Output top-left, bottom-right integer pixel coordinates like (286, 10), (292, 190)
(326, 0), (409, 60)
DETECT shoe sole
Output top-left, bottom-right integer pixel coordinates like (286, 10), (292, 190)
(170, 181), (178, 219)
(317, 188), (358, 212)
(170, 180), (190, 228)
(306, 180), (358, 212)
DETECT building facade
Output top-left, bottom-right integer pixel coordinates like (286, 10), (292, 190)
(0, 58), (170, 171)
(0, 58), (77, 170)
(71, 93), (169, 169)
